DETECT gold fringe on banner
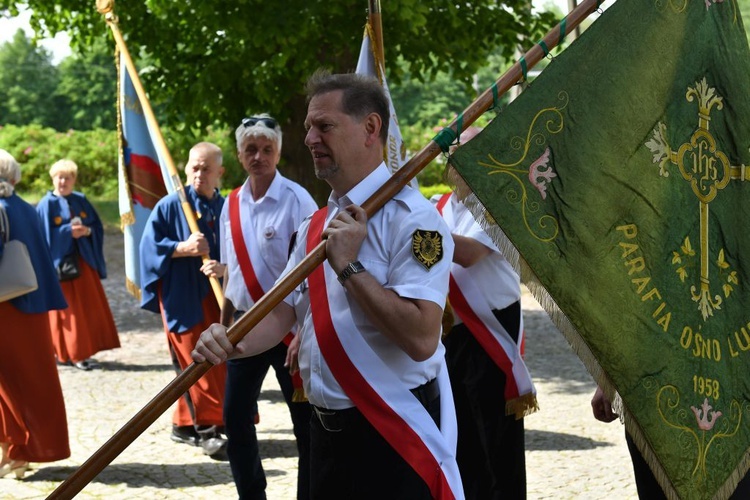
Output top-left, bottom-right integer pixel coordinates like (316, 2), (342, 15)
(447, 165), (542, 421)
(115, 44), (136, 232)
(120, 211), (135, 227)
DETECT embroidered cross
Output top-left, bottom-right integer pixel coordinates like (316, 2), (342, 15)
(646, 77), (747, 320)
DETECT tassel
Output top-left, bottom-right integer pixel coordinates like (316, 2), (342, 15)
(292, 388), (308, 403)
(125, 278), (141, 301)
(506, 393), (540, 420)
(441, 299), (455, 338)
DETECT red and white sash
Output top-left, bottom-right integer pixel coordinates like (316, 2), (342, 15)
(307, 207), (463, 500)
(229, 187), (303, 399)
(229, 187), (277, 298)
(437, 193), (537, 418)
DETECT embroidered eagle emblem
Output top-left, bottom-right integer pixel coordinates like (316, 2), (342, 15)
(411, 229), (443, 269)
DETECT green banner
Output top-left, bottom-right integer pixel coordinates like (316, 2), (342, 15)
(449, 1), (750, 498)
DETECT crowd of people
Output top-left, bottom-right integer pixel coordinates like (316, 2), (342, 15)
(191, 71), (535, 499)
(0, 68), (722, 499)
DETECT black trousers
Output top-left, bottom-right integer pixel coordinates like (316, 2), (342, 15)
(309, 387), (440, 499)
(444, 300), (526, 500)
(224, 342), (311, 500)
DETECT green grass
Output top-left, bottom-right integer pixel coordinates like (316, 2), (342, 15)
(90, 198), (121, 231)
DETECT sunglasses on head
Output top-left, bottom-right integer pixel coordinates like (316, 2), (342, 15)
(242, 116), (278, 129)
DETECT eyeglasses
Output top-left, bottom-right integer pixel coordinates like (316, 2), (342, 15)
(242, 116), (278, 129)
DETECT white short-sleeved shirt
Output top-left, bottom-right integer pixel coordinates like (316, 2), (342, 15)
(435, 192), (521, 318)
(221, 171), (317, 312)
(282, 163), (455, 409)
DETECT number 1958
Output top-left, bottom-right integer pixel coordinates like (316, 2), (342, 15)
(693, 375), (720, 400)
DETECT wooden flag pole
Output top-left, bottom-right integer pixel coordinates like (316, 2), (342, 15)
(48, 0), (600, 497)
(369, 0), (385, 66)
(99, 0), (224, 307)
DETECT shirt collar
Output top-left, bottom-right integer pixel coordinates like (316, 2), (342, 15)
(241, 171), (282, 203)
(187, 184), (219, 202)
(327, 162), (388, 213)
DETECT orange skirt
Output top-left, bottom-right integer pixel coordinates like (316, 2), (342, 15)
(160, 293), (226, 427)
(0, 302), (70, 462)
(49, 259), (120, 363)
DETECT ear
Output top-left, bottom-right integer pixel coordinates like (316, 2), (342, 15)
(363, 112), (383, 147)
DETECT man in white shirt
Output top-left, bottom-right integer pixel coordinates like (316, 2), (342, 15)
(194, 71), (462, 499)
(220, 114), (317, 499)
(435, 125), (537, 499)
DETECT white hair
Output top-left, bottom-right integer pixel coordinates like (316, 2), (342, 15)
(0, 149), (21, 198)
(234, 113), (282, 152)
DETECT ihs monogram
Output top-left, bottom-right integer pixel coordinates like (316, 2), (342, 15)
(645, 77), (746, 320)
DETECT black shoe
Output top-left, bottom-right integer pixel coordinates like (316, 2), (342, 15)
(170, 425), (200, 447)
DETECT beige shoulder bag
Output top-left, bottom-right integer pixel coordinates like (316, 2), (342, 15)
(0, 203), (39, 302)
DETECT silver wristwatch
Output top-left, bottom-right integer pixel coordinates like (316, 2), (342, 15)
(337, 260), (366, 285)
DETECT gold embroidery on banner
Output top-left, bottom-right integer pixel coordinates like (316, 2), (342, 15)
(412, 230), (443, 270)
(655, 0), (739, 18)
(654, 0), (688, 13)
(645, 77), (744, 320)
(655, 383), (743, 483)
(477, 91), (567, 243)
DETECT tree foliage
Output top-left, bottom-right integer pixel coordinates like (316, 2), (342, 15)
(0, 29), (118, 131)
(1, 0), (558, 202)
(0, 30), (62, 129)
(2, 0), (556, 125)
(56, 37), (118, 130)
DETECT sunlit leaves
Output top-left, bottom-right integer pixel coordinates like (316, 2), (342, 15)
(3, 0), (556, 130)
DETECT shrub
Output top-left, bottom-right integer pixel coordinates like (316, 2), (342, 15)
(0, 124), (119, 197)
(0, 123), (243, 198)
(0, 123), (454, 202)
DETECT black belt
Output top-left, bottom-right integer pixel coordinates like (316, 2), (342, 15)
(313, 378), (439, 433)
(409, 377), (440, 409)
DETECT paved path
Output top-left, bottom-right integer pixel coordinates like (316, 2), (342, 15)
(2, 229), (639, 499)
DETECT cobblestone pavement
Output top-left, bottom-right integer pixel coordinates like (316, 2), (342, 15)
(2, 229), (638, 499)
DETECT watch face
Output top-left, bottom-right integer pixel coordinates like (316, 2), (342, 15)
(338, 261), (364, 284)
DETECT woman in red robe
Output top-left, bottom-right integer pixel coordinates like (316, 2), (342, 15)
(0, 150), (70, 478)
(36, 159), (120, 370)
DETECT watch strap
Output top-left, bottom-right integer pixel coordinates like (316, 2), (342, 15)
(337, 260), (366, 285)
